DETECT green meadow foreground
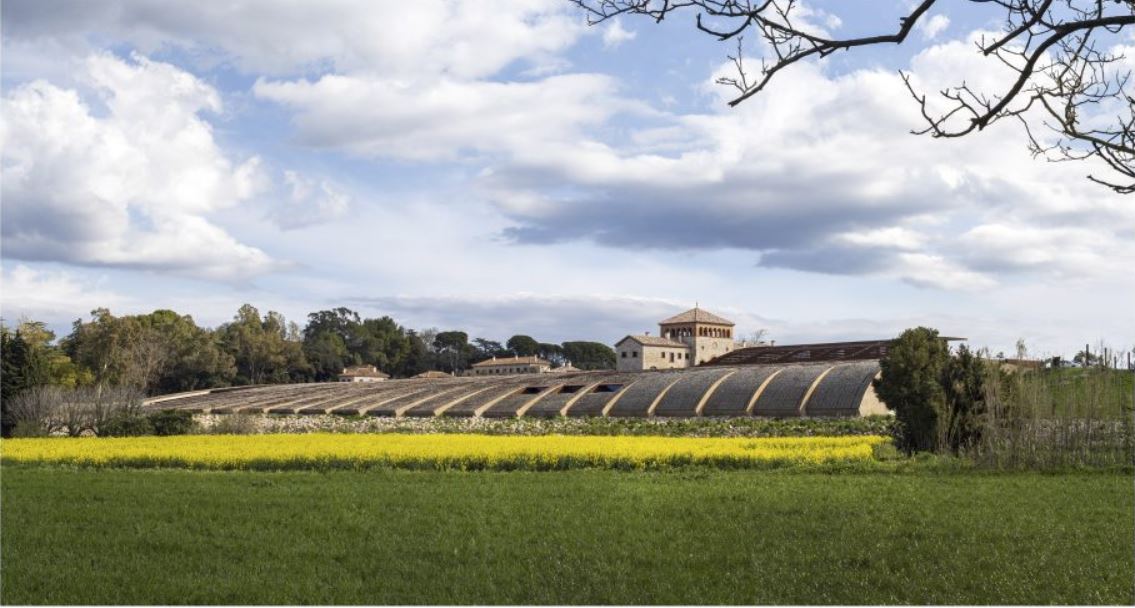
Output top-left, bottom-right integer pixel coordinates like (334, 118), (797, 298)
(2, 466), (1131, 605)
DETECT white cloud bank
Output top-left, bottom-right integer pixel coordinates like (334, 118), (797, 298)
(0, 264), (128, 321)
(2, 0), (584, 78)
(1, 53), (278, 281)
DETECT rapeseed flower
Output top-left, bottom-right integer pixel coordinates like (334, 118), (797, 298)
(1, 433), (887, 471)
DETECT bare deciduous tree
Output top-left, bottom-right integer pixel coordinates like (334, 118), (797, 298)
(8, 385), (67, 436)
(7, 385), (144, 436)
(572, 0), (1135, 193)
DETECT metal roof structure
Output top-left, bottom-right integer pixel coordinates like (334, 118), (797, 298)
(144, 361), (889, 419)
(705, 337), (965, 366)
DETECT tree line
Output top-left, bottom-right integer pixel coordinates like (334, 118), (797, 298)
(1, 304), (616, 430)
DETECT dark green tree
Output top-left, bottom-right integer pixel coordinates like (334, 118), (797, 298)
(537, 343), (565, 367)
(303, 308), (362, 380)
(217, 305), (305, 385)
(139, 310), (235, 394)
(941, 344), (988, 454)
(506, 335), (540, 356)
(471, 338), (507, 361)
(561, 341), (616, 370)
(434, 331), (470, 373)
(874, 327), (950, 454)
(301, 330), (349, 381)
(396, 331), (435, 377)
(357, 316), (411, 373)
(1, 328), (30, 436)
(63, 309), (140, 387)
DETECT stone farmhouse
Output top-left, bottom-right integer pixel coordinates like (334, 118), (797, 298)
(615, 307), (737, 372)
(338, 365), (389, 382)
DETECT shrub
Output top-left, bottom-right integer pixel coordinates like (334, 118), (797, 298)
(10, 420), (50, 438)
(210, 413), (260, 435)
(874, 327), (950, 454)
(100, 412), (154, 437)
(146, 409), (195, 436)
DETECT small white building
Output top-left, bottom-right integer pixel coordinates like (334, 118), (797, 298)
(339, 365), (389, 382)
(468, 355), (552, 376)
(615, 306), (739, 371)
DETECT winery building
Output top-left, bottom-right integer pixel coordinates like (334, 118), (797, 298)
(615, 307), (737, 371)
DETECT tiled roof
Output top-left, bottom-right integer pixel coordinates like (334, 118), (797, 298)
(616, 335), (689, 348)
(341, 365), (389, 378)
(413, 370), (453, 378)
(471, 356), (551, 368)
(658, 307), (734, 326)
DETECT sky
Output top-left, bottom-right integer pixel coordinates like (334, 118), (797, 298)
(1, 0), (1133, 359)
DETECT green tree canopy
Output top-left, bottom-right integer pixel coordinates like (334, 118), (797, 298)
(217, 305), (306, 385)
(874, 327), (951, 453)
(506, 335), (539, 357)
(561, 341), (616, 370)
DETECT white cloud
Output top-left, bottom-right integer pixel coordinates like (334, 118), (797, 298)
(254, 73), (632, 161)
(479, 40), (1132, 291)
(270, 171), (351, 230)
(2, 0), (584, 78)
(0, 264), (127, 321)
(1, 53), (276, 281)
(836, 227), (927, 251)
(602, 19), (636, 49)
(956, 224), (1135, 277)
(918, 14), (950, 40)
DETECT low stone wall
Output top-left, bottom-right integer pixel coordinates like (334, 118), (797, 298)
(191, 413), (895, 437)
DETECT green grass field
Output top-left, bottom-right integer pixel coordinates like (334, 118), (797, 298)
(2, 466), (1131, 604)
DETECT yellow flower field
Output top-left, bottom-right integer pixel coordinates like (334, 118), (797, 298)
(1, 433), (887, 471)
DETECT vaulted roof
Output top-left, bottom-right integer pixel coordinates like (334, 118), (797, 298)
(658, 307), (734, 326)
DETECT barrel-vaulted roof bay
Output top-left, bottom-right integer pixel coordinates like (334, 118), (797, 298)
(144, 361), (888, 419)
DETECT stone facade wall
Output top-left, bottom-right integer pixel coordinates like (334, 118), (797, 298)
(691, 335), (735, 365)
(639, 345), (691, 370)
(616, 341), (645, 372)
(616, 342), (691, 371)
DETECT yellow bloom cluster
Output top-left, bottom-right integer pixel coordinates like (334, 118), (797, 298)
(1, 433), (888, 471)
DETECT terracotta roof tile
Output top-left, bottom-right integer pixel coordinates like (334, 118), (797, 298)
(658, 307), (734, 326)
(471, 356), (551, 368)
(616, 335), (690, 348)
(340, 365), (389, 378)
(413, 370), (453, 378)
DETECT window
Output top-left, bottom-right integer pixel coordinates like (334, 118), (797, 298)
(632, 351), (638, 358)
(621, 351), (627, 358)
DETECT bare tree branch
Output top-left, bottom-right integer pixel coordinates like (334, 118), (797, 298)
(572, 0), (1135, 193)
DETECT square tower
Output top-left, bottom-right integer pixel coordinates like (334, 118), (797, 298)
(658, 306), (736, 365)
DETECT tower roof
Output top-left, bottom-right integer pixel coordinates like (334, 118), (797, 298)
(658, 307), (734, 326)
